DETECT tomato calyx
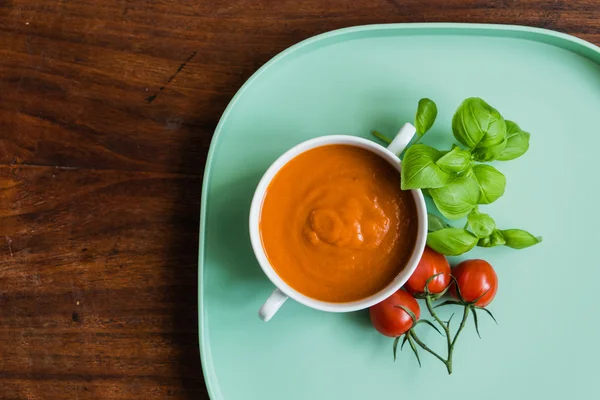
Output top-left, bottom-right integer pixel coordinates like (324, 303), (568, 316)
(410, 285), (448, 300)
(410, 272), (451, 300)
(434, 276), (498, 338)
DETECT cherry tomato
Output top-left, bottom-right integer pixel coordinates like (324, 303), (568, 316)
(450, 259), (498, 307)
(404, 246), (451, 295)
(369, 290), (420, 337)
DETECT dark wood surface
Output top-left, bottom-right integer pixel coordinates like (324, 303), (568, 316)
(0, 0), (598, 398)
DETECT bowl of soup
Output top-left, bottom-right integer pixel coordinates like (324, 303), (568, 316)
(249, 124), (427, 321)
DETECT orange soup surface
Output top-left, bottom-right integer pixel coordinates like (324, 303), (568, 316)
(260, 144), (418, 303)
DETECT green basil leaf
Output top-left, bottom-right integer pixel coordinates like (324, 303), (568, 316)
(415, 98), (438, 136)
(452, 97), (507, 149)
(477, 229), (505, 248)
(435, 145), (472, 173)
(467, 209), (496, 238)
(489, 230), (506, 246)
(429, 172), (480, 220)
(501, 229), (542, 249)
(472, 164), (506, 204)
(496, 120), (531, 161)
(472, 136), (506, 162)
(427, 228), (478, 256)
(428, 213), (450, 232)
(477, 236), (491, 247)
(400, 144), (452, 190)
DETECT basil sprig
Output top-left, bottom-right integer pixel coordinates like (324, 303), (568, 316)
(427, 210), (542, 255)
(395, 98), (540, 256)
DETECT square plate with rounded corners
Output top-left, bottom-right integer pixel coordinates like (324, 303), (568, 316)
(199, 23), (600, 400)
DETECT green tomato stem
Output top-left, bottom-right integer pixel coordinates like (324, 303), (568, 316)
(408, 330), (452, 374)
(451, 305), (471, 349)
(404, 277), (476, 374)
(425, 295), (452, 351)
(412, 295), (471, 375)
(444, 304), (470, 373)
(371, 130), (392, 144)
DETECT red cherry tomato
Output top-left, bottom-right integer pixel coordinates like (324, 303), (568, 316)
(369, 290), (420, 337)
(404, 246), (451, 296)
(451, 259), (498, 307)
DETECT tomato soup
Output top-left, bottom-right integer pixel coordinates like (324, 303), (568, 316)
(259, 144), (418, 303)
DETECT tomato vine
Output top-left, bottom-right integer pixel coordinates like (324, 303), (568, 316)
(394, 274), (498, 374)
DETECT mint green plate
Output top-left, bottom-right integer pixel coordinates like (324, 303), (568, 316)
(199, 23), (600, 400)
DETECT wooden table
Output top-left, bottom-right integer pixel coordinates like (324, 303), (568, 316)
(0, 1), (597, 398)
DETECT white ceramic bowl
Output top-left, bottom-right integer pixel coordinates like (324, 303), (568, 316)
(249, 123), (427, 321)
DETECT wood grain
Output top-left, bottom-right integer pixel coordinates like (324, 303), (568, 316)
(1, 0), (599, 398)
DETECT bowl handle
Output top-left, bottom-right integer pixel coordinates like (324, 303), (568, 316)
(387, 123), (416, 156)
(258, 288), (288, 322)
